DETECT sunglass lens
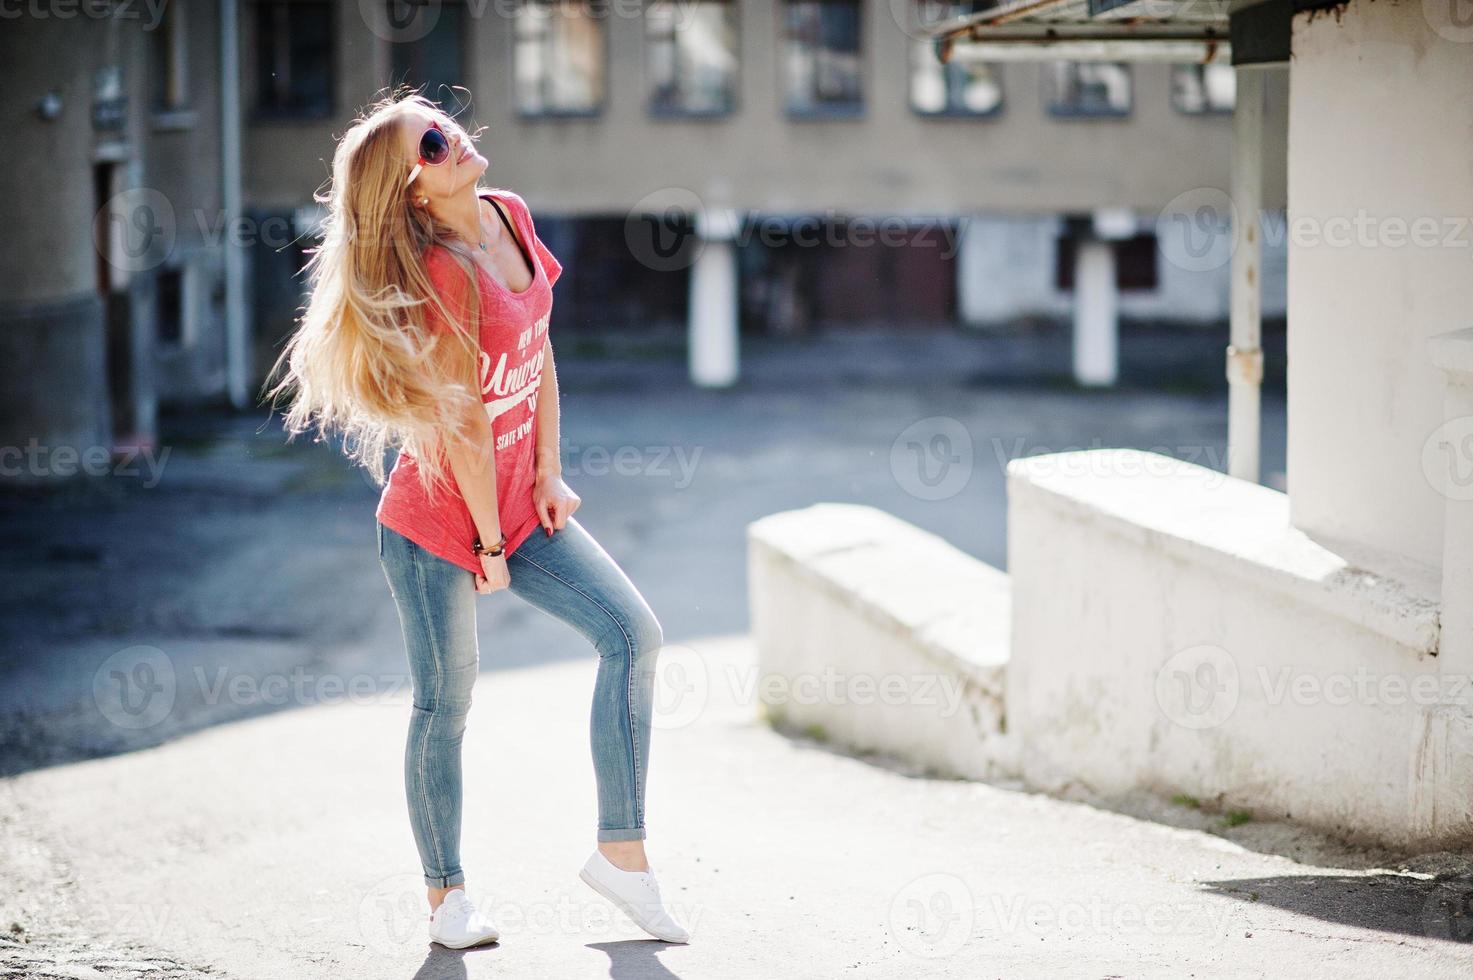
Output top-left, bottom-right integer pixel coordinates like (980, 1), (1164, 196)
(420, 127), (450, 165)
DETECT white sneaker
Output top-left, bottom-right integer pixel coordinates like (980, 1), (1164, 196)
(579, 850), (692, 943)
(427, 889), (501, 949)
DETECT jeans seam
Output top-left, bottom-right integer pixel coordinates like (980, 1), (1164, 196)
(409, 550), (453, 883)
(510, 546), (644, 830)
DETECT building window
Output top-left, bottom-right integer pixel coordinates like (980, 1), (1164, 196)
(646, 0), (739, 117)
(389, 1), (467, 101)
(1172, 64), (1235, 114)
(909, 2), (1000, 117)
(151, 2), (188, 111)
(1043, 63), (1131, 118)
(157, 266), (185, 347)
(514, 0), (606, 117)
(1056, 229), (1159, 293)
(783, 0), (863, 118)
(254, 1), (334, 118)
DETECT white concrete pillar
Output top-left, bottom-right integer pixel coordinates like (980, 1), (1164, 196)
(1073, 238), (1118, 388)
(1285, 1), (1473, 569)
(1227, 68), (1265, 484)
(688, 208), (741, 388)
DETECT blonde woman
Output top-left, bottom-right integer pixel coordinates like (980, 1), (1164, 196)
(268, 93), (689, 949)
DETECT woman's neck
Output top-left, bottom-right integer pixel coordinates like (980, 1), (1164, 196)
(436, 185), (483, 249)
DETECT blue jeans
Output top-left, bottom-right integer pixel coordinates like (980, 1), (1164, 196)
(377, 517), (663, 888)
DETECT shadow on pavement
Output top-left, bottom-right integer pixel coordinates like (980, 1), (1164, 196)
(587, 940), (687, 980)
(1203, 874), (1473, 944)
(410, 941), (496, 979)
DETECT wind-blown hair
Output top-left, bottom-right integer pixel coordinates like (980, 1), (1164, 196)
(265, 90), (487, 493)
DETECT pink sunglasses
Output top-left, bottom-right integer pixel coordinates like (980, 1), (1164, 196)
(406, 122), (454, 187)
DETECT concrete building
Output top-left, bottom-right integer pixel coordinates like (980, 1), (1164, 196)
(1, 0), (1284, 476)
(751, 0), (1473, 848)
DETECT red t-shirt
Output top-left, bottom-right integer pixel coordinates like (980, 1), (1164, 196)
(375, 188), (564, 575)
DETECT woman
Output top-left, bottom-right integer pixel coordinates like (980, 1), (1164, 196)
(267, 93), (689, 949)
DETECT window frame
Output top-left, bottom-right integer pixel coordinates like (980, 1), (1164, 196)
(1041, 61), (1133, 120)
(1170, 63), (1236, 116)
(780, 0), (867, 121)
(511, 0), (611, 120)
(385, 0), (472, 105)
(644, 0), (742, 120)
(250, 0), (337, 122)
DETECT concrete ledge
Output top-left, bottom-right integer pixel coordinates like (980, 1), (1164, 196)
(1007, 449), (1440, 654)
(747, 504), (1014, 779)
(1007, 449), (1469, 847)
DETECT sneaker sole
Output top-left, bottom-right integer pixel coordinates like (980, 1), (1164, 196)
(579, 868), (689, 944)
(430, 930), (500, 950)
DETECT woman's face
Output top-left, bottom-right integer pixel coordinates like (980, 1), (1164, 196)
(399, 105), (487, 205)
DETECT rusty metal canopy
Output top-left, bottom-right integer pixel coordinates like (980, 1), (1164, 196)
(932, 0), (1233, 63)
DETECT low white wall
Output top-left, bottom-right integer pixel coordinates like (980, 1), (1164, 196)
(1007, 449), (1472, 848)
(747, 504), (1014, 780)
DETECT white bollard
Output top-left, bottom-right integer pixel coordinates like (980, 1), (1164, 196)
(1073, 238), (1119, 387)
(688, 208), (741, 388)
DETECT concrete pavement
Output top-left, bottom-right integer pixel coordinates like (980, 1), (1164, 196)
(4, 326), (1468, 977)
(4, 625), (1471, 978)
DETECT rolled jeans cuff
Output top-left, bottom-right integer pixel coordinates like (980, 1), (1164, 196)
(597, 826), (647, 842)
(424, 869), (466, 888)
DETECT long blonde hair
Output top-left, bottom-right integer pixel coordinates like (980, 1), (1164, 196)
(265, 90), (487, 493)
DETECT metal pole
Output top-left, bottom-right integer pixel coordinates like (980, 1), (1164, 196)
(1227, 68), (1265, 483)
(220, 0), (250, 409)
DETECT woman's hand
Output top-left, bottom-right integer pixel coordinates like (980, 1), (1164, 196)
(475, 553), (510, 594)
(533, 472), (581, 537)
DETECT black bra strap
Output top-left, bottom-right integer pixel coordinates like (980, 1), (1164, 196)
(483, 193), (535, 277)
